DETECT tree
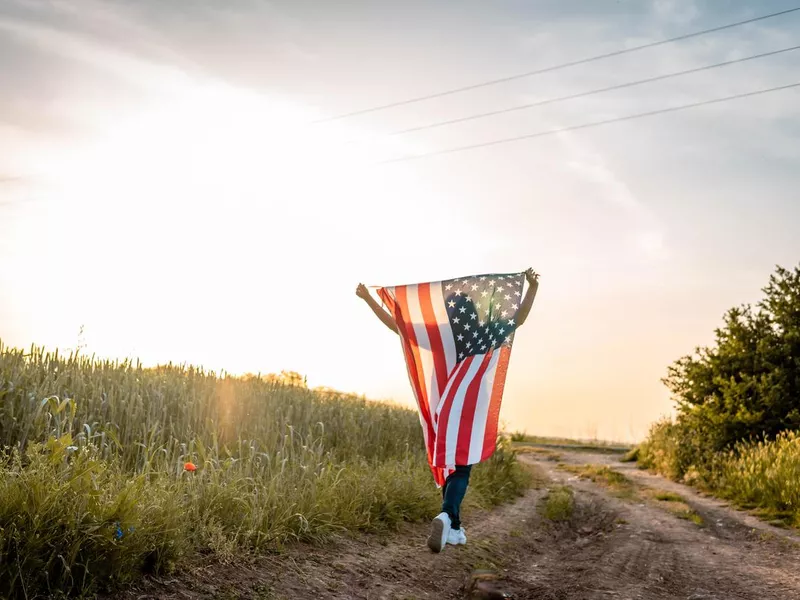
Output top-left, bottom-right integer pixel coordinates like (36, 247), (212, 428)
(663, 264), (800, 456)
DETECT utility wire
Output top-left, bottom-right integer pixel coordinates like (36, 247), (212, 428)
(376, 81), (800, 165)
(315, 7), (800, 123)
(377, 45), (800, 137)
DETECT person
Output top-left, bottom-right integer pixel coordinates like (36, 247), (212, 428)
(356, 268), (540, 552)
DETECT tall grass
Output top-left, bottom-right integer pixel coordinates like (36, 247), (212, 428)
(637, 420), (800, 526)
(0, 341), (531, 597)
(718, 430), (800, 524)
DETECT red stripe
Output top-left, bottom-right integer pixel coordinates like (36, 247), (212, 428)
(434, 357), (473, 466)
(382, 286), (436, 460)
(482, 346), (511, 460)
(455, 352), (494, 465)
(377, 289), (397, 316)
(418, 282), (448, 400)
(431, 465), (446, 487)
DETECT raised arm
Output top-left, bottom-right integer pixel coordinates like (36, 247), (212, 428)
(356, 283), (398, 334)
(515, 268), (540, 328)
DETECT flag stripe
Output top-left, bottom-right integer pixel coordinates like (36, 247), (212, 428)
(385, 286), (435, 458)
(455, 351), (494, 465)
(418, 282), (450, 401)
(439, 356), (486, 467)
(482, 345), (511, 460)
(406, 284), (441, 418)
(430, 283), (458, 379)
(467, 350), (501, 464)
(434, 357), (474, 467)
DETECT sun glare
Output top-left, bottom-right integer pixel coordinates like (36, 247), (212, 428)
(9, 78), (436, 403)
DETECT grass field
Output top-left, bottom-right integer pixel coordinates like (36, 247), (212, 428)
(637, 421), (800, 528)
(0, 341), (532, 598)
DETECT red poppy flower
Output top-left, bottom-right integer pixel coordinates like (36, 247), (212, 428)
(184, 462), (197, 472)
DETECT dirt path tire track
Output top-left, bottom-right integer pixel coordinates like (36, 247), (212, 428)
(555, 449), (800, 545)
(523, 451), (800, 600)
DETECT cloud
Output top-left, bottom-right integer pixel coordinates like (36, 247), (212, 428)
(555, 128), (670, 261)
(652, 0), (700, 24)
(0, 15), (193, 94)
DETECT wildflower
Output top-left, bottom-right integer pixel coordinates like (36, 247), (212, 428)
(184, 461), (197, 472)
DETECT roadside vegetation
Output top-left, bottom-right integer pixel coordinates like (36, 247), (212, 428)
(635, 264), (800, 528)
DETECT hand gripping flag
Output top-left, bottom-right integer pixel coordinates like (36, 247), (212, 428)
(377, 272), (526, 486)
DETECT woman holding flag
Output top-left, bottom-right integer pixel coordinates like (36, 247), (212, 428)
(357, 268), (539, 553)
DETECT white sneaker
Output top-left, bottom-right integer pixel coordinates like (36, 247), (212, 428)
(447, 527), (467, 546)
(427, 512), (451, 553)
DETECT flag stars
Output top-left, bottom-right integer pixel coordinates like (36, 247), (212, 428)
(448, 273), (524, 359)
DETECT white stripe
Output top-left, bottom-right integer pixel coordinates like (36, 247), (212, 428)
(435, 359), (469, 421)
(467, 350), (501, 464)
(405, 284), (441, 418)
(440, 356), (484, 468)
(428, 283), (458, 378)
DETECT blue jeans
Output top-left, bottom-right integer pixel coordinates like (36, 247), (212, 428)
(441, 465), (472, 530)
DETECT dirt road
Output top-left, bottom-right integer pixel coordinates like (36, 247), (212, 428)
(118, 449), (800, 600)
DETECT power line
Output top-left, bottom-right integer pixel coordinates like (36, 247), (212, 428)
(378, 45), (800, 137)
(376, 81), (800, 165)
(315, 7), (800, 123)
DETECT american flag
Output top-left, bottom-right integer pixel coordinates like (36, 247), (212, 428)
(378, 272), (526, 486)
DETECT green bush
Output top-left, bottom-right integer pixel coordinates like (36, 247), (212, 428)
(636, 264), (800, 524)
(539, 486), (574, 522)
(639, 264), (800, 478)
(661, 265), (800, 464)
(717, 430), (800, 523)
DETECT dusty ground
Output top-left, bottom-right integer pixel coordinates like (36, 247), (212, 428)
(114, 449), (800, 600)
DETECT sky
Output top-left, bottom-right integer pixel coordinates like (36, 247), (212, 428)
(1, 0), (799, 442)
